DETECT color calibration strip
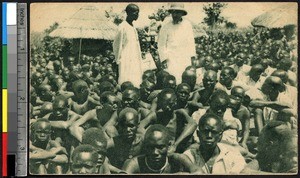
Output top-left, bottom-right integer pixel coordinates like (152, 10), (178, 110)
(2, 2), (8, 177)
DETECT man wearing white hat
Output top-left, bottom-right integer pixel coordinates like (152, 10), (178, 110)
(158, 3), (196, 83)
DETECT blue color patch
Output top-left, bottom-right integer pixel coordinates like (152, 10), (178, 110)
(2, 3), (7, 44)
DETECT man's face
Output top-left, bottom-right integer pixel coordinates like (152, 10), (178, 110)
(210, 98), (227, 117)
(122, 90), (139, 108)
(261, 82), (280, 101)
(128, 6), (139, 21)
(74, 84), (89, 100)
(34, 121), (51, 142)
(119, 112), (139, 140)
(203, 72), (217, 89)
(171, 10), (184, 23)
(220, 69), (232, 85)
(92, 141), (107, 168)
(72, 152), (98, 174)
(231, 87), (245, 105)
(145, 131), (169, 164)
(105, 95), (120, 111)
(52, 99), (68, 121)
(198, 117), (222, 149)
(39, 85), (54, 102)
(176, 85), (190, 103)
(140, 81), (155, 100)
(160, 93), (177, 112)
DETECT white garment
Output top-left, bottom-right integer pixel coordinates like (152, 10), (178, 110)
(158, 19), (196, 83)
(113, 21), (143, 87)
(183, 143), (246, 174)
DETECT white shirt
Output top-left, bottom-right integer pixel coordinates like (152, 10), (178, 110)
(157, 18), (196, 83)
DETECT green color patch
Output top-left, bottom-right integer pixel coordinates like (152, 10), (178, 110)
(2, 45), (7, 88)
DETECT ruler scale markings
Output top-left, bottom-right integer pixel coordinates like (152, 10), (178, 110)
(16, 3), (28, 176)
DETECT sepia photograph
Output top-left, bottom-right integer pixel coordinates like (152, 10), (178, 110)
(29, 2), (297, 175)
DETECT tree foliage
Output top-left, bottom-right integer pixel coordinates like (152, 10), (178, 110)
(202, 3), (236, 29)
(105, 7), (124, 26)
(148, 6), (169, 22)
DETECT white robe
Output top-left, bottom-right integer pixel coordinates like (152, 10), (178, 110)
(158, 19), (196, 83)
(113, 21), (143, 87)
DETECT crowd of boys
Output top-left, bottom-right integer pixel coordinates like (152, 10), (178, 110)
(29, 27), (297, 174)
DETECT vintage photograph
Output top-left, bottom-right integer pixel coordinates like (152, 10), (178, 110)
(29, 2), (297, 175)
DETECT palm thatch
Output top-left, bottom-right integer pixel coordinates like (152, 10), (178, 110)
(251, 4), (297, 28)
(49, 6), (118, 40)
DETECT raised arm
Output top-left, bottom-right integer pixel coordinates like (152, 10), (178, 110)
(172, 109), (197, 151)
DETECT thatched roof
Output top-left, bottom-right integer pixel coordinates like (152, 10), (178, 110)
(251, 4), (297, 28)
(49, 6), (118, 40)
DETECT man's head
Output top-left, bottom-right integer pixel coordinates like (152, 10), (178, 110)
(122, 87), (140, 108)
(235, 53), (246, 67)
(157, 88), (177, 113)
(182, 70), (196, 91)
(72, 80), (89, 100)
(271, 70), (288, 84)
(143, 124), (171, 166)
(219, 67), (236, 86)
(249, 64), (264, 82)
(162, 75), (177, 89)
(125, 4), (139, 21)
(32, 118), (52, 143)
(257, 121), (297, 173)
(82, 128), (107, 167)
(261, 76), (285, 101)
(37, 84), (54, 102)
(140, 79), (156, 101)
(121, 81), (134, 93)
(169, 3), (187, 24)
(230, 86), (245, 106)
(100, 91), (120, 111)
(71, 144), (99, 174)
(203, 70), (218, 89)
(277, 57), (292, 71)
(99, 81), (115, 95)
(176, 83), (191, 104)
(118, 107), (139, 141)
(52, 95), (69, 121)
(197, 113), (223, 149)
(209, 90), (229, 117)
(142, 70), (156, 84)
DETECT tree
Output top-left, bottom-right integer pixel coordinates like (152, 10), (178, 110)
(148, 6), (169, 22)
(105, 7), (124, 26)
(202, 3), (227, 29)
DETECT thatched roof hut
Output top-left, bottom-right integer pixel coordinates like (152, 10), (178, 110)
(49, 6), (118, 40)
(251, 4), (297, 28)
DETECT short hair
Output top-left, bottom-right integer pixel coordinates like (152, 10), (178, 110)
(72, 80), (88, 93)
(118, 107), (139, 123)
(158, 88), (176, 101)
(82, 128), (107, 147)
(209, 90), (229, 105)
(123, 87), (140, 98)
(99, 81), (114, 94)
(198, 113), (223, 130)
(257, 121), (294, 172)
(71, 144), (98, 163)
(120, 81), (134, 92)
(100, 91), (116, 104)
(144, 124), (171, 143)
(142, 70), (155, 81)
(176, 83), (191, 93)
(125, 3), (139, 14)
(222, 67), (237, 79)
(31, 118), (51, 133)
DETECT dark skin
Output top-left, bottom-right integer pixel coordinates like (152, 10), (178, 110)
(140, 80), (156, 108)
(249, 64), (264, 82)
(139, 92), (197, 153)
(30, 121), (68, 174)
(197, 116), (223, 163)
(104, 89), (151, 137)
(71, 152), (98, 174)
(191, 70), (217, 107)
(219, 68), (234, 89)
(229, 87), (250, 149)
(125, 4), (139, 26)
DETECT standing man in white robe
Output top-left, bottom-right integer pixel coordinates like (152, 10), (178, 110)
(158, 3), (196, 83)
(113, 4), (143, 87)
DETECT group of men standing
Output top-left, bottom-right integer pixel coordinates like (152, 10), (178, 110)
(113, 3), (195, 86)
